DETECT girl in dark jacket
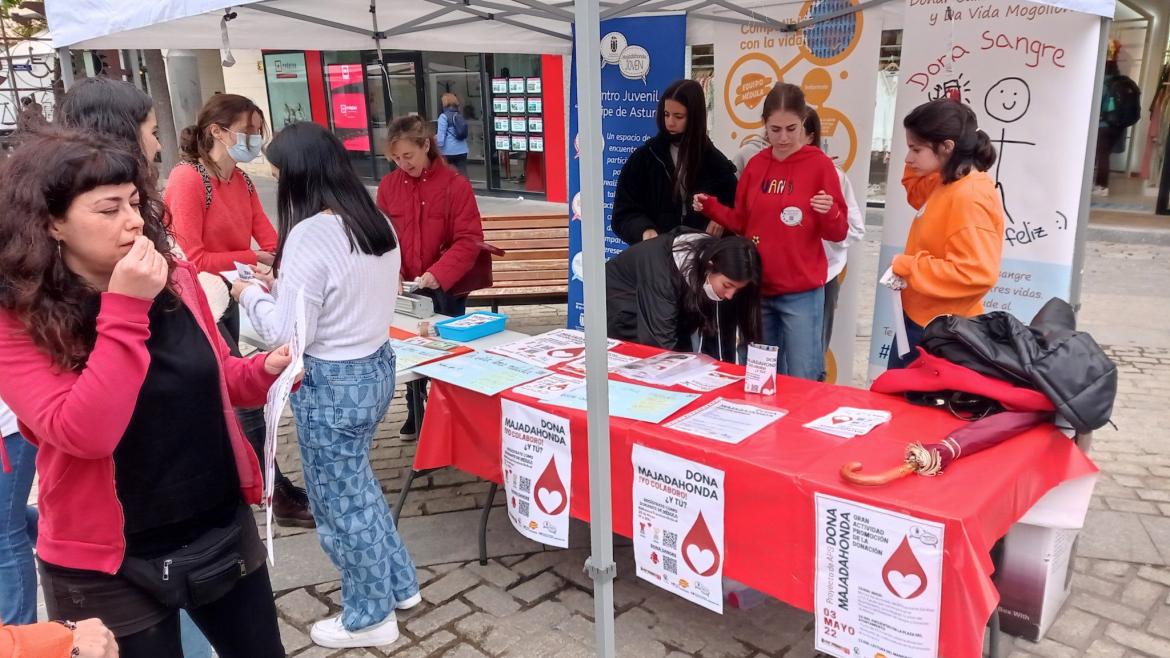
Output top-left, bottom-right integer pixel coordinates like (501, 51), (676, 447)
(612, 79), (738, 245)
(606, 227), (761, 361)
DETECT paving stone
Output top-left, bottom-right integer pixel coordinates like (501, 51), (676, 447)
(1105, 622), (1170, 656)
(1017, 637), (1079, 658)
(465, 560), (523, 589)
(1073, 571), (1123, 598)
(1111, 475), (1147, 488)
(1106, 497), (1161, 514)
(1083, 638), (1127, 658)
(502, 631), (592, 657)
(555, 613), (596, 646)
(277, 589), (330, 627)
(1045, 605), (1099, 649)
(464, 583), (522, 616)
(1079, 512), (1164, 565)
(1120, 577), (1165, 611)
(1069, 592), (1147, 627)
(510, 571), (565, 603)
(1091, 559), (1136, 580)
(442, 644), (489, 658)
(556, 587), (597, 619)
(511, 549), (578, 578)
(388, 630), (456, 658)
(422, 569), (480, 605)
(278, 618), (312, 654)
(509, 600), (572, 635)
(1139, 515), (1170, 564)
(1137, 489), (1170, 503)
(405, 599), (473, 637)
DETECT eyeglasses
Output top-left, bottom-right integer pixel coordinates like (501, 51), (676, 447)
(905, 391), (1002, 421)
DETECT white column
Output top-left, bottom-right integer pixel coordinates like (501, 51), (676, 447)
(165, 49), (205, 133)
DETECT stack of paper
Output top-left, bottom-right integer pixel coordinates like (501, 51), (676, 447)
(803, 407), (893, 438)
(614, 352), (717, 387)
(559, 351), (643, 376)
(490, 329), (618, 369)
(389, 339), (453, 372)
(665, 398), (787, 444)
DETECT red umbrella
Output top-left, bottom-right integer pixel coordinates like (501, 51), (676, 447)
(841, 411), (1053, 486)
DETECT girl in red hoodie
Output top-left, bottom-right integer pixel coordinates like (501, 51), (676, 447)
(695, 83), (847, 380)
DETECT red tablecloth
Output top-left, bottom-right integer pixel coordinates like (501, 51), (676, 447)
(413, 345), (1096, 658)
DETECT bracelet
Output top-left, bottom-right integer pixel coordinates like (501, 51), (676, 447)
(51, 619), (77, 631)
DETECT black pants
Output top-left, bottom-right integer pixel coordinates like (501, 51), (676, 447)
(886, 312), (926, 370)
(118, 566), (284, 658)
(405, 289), (468, 425)
(219, 300), (288, 488)
(1094, 125), (1123, 188)
(447, 153), (469, 178)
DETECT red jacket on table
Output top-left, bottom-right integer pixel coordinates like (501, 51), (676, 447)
(702, 145), (848, 296)
(164, 163), (279, 273)
(375, 159), (484, 290)
(0, 261), (276, 575)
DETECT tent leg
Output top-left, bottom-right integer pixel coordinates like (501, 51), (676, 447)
(478, 483), (498, 565)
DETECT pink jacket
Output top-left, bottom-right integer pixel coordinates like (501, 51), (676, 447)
(0, 260), (275, 574)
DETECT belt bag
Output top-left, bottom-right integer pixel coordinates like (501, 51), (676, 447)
(120, 524), (247, 609)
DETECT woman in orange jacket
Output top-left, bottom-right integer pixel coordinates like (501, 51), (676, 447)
(888, 99), (1005, 369)
(1, 618), (117, 657)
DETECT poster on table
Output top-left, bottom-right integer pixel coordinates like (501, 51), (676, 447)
(866, 0), (1102, 381)
(501, 400), (572, 548)
(632, 444), (725, 613)
(711, 0), (881, 385)
(814, 493), (945, 658)
(567, 15), (687, 329)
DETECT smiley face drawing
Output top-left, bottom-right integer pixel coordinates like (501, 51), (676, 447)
(985, 77), (1031, 124)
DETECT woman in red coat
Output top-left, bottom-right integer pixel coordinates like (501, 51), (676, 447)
(376, 115), (485, 440)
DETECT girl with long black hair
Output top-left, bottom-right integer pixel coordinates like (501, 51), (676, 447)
(606, 228), (762, 357)
(612, 79), (738, 244)
(232, 121), (419, 650)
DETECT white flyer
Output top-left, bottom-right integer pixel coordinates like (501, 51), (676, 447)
(560, 351), (642, 377)
(804, 407), (892, 439)
(511, 373), (586, 401)
(676, 369), (744, 393)
(444, 313), (497, 329)
(616, 352), (716, 387)
(490, 329), (618, 368)
(632, 444), (725, 613)
(262, 288), (307, 564)
(501, 400), (572, 548)
(388, 339), (449, 372)
(814, 494), (945, 658)
(744, 343), (778, 395)
(664, 398), (787, 445)
(880, 267), (910, 359)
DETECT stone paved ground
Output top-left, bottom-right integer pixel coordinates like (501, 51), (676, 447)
(215, 236), (1170, 657)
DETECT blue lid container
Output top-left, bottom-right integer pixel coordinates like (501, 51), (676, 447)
(434, 311), (508, 342)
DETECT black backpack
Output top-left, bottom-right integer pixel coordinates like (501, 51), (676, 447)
(1103, 75), (1142, 129)
(446, 108), (469, 141)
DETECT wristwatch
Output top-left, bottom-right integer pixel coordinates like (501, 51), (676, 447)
(51, 621), (81, 656)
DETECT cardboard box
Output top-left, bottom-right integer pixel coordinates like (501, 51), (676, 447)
(995, 524), (1079, 641)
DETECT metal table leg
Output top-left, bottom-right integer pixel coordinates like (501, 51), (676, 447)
(987, 537), (1006, 658)
(479, 483), (499, 565)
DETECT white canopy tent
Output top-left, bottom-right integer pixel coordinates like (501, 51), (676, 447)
(43, 0), (1115, 654)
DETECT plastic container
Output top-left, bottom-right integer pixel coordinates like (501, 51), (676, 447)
(434, 311), (508, 342)
(724, 578), (767, 609)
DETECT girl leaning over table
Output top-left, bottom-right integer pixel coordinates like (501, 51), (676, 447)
(0, 129), (288, 658)
(233, 122), (419, 650)
(694, 83), (848, 381)
(375, 115), (487, 441)
(887, 98), (1005, 370)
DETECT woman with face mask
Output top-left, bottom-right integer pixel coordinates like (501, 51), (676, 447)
(605, 228), (762, 356)
(164, 93), (313, 527)
(612, 79), (738, 245)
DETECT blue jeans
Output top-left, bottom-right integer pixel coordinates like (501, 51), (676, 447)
(179, 610), (215, 658)
(0, 432), (37, 625)
(760, 288), (826, 381)
(292, 343), (418, 631)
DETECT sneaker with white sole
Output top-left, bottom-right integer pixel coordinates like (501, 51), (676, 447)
(310, 613), (400, 649)
(397, 592), (423, 610)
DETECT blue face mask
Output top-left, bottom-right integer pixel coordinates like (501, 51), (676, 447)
(224, 129), (263, 163)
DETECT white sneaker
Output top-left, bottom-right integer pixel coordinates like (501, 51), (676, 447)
(1092, 186), (1110, 197)
(396, 592), (423, 610)
(310, 613), (400, 649)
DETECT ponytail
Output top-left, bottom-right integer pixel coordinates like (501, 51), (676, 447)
(904, 99), (996, 183)
(972, 129), (997, 172)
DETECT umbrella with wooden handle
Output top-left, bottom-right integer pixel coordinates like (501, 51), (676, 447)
(841, 411), (1054, 486)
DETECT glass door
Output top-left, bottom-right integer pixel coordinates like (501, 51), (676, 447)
(366, 51), (425, 180)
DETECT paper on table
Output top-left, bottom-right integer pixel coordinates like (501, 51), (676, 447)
(559, 351), (642, 377)
(511, 373), (586, 400)
(677, 369), (744, 393)
(803, 407), (892, 438)
(444, 313), (498, 329)
(490, 329), (618, 368)
(263, 288), (307, 564)
(388, 339), (450, 372)
(544, 380), (699, 424)
(665, 397), (787, 444)
(414, 352), (551, 396)
(615, 352), (716, 387)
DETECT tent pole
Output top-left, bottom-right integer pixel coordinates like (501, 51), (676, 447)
(573, 0), (617, 655)
(1069, 16), (1111, 312)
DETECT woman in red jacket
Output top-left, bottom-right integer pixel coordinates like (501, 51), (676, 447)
(164, 94), (311, 525)
(376, 115), (486, 440)
(0, 130), (287, 658)
(694, 83), (847, 381)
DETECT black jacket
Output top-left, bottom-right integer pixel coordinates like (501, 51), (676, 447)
(611, 134), (738, 245)
(606, 227), (736, 361)
(920, 298), (1117, 432)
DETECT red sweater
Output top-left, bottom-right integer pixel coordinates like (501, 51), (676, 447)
(165, 163), (279, 273)
(375, 160), (485, 290)
(0, 261), (276, 574)
(703, 146), (848, 295)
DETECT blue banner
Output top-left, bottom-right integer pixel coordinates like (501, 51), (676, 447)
(567, 15), (687, 330)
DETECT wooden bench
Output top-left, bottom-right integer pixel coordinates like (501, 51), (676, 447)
(468, 212), (570, 312)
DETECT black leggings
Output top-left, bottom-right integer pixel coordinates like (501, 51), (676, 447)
(118, 566), (285, 658)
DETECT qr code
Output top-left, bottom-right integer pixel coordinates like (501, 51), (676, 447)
(519, 476), (532, 492)
(663, 531), (678, 550)
(663, 555), (677, 575)
(518, 500), (530, 517)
